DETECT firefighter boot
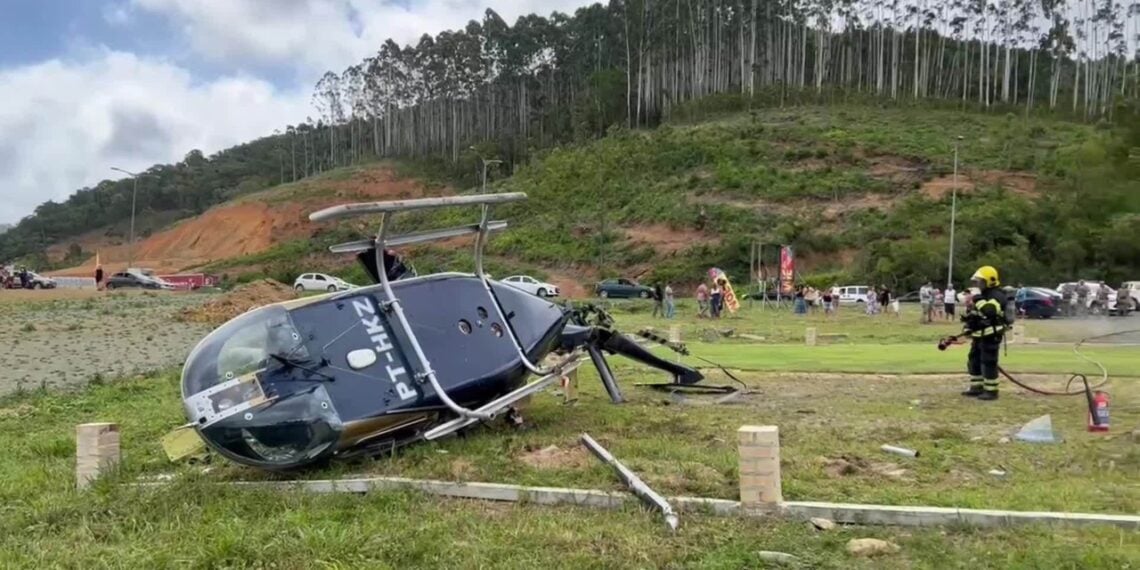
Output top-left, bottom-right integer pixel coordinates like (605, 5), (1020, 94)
(977, 378), (999, 401)
(961, 377), (984, 397)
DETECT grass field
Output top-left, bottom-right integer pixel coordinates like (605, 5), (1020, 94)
(2, 298), (1138, 568)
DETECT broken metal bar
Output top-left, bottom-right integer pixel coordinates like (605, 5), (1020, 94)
(309, 193), (527, 222)
(580, 432), (679, 532)
(328, 221), (510, 253)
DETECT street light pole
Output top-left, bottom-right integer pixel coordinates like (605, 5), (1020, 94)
(110, 167), (141, 268)
(946, 136), (963, 289)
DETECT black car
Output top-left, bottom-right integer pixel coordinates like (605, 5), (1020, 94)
(1014, 287), (1061, 319)
(594, 278), (655, 299)
(105, 272), (162, 290)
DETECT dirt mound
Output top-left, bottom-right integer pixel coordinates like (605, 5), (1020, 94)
(179, 279), (297, 326)
(821, 456), (910, 480)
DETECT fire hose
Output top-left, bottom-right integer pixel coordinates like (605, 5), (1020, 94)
(937, 329), (1140, 396)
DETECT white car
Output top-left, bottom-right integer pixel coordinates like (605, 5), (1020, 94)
(294, 273), (354, 292)
(501, 275), (559, 297)
(832, 285), (871, 304)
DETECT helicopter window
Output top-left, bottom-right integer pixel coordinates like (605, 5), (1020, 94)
(183, 306), (311, 398)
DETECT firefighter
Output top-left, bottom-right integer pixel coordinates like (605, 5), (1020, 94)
(960, 265), (1011, 401)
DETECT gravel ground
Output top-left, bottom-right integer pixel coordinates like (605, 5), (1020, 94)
(0, 289), (219, 397)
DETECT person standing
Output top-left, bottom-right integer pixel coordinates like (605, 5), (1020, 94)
(664, 283), (675, 319)
(919, 282), (933, 323)
(652, 283), (664, 318)
(959, 266), (1011, 401)
(94, 264), (105, 291)
(944, 284), (957, 320)
(710, 280), (723, 319)
(695, 282), (709, 318)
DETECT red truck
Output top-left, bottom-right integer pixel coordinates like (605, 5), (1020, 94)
(157, 273), (218, 290)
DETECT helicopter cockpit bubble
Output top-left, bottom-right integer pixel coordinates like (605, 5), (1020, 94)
(181, 304), (344, 470)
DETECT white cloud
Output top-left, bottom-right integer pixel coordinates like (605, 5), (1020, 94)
(132, 0), (598, 75)
(102, 2), (134, 26)
(0, 50), (309, 224)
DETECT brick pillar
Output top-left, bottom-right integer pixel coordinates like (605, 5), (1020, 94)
(738, 425), (782, 510)
(76, 422), (120, 490)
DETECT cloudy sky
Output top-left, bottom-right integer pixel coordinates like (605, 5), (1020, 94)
(0, 0), (596, 224)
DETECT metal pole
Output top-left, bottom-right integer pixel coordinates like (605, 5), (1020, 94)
(129, 175), (138, 268)
(947, 136), (962, 288)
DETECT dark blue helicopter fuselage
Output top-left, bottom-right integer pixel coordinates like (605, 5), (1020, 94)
(286, 273), (570, 423)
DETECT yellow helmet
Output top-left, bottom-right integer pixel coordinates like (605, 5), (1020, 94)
(971, 265), (1000, 288)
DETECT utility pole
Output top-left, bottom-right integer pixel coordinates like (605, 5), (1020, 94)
(946, 136), (963, 288)
(110, 167), (143, 268)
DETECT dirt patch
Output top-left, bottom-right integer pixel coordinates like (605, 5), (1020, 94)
(822, 456), (910, 480)
(449, 459), (477, 480)
(922, 170), (1038, 200)
(178, 279), (297, 326)
(624, 224), (720, 255)
(544, 270), (590, 299)
(868, 156), (929, 186)
(821, 193), (895, 220)
(517, 444), (592, 470)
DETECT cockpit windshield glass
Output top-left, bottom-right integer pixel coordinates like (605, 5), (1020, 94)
(182, 305), (310, 398)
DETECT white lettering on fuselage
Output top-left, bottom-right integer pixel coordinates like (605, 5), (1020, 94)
(352, 297), (416, 401)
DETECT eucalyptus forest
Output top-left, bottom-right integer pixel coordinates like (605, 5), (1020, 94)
(1, 0), (1137, 269)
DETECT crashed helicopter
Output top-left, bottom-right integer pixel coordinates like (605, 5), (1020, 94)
(179, 192), (713, 472)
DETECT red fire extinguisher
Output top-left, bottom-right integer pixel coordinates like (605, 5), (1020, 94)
(1087, 390), (1110, 432)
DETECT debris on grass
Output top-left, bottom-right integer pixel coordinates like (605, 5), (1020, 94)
(581, 433), (680, 532)
(756, 551), (800, 564)
(810, 517), (836, 531)
(177, 279), (296, 326)
(881, 444), (920, 458)
(988, 469), (1008, 477)
(846, 538), (901, 557)
(1015, 414), (1058, 443)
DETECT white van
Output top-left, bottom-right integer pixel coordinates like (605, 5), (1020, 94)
(832, 285), (871, 304)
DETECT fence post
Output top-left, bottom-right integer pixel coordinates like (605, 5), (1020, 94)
(805, 327), (817, 346)
(738, 425), (782, 512)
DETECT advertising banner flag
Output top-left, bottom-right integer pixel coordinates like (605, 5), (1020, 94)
(779, 246), (795, 294)
(708, 267), (739, 313)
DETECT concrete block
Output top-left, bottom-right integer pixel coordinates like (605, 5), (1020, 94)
(76, 422), (120, 490)
(738, 425), (781, 508)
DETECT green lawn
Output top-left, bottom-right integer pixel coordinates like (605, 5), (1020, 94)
(2, 368), (1138, 568)
(2, 300), (1138, 568)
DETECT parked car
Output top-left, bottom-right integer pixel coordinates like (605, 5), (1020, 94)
(26, 272), (57, 289)
(2, 270), (57, 289)
(832, 285), (871, 304)
(105, 271), (165, 290)
(294, 273), (355, 293)
(1014, 286), (1061, 319)
(594, 278), (654, 299)
(500, 275), (559, 297)
(895, 290), (921, 303)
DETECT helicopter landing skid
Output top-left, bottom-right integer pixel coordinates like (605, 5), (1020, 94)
(423, 358), (584, 441)
(634, 382), (738, 394)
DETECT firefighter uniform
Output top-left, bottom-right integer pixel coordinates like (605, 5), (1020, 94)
(960, 266), (1009, 401)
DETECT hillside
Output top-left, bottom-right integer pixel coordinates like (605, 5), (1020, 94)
(43, 103), (1138, 293)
